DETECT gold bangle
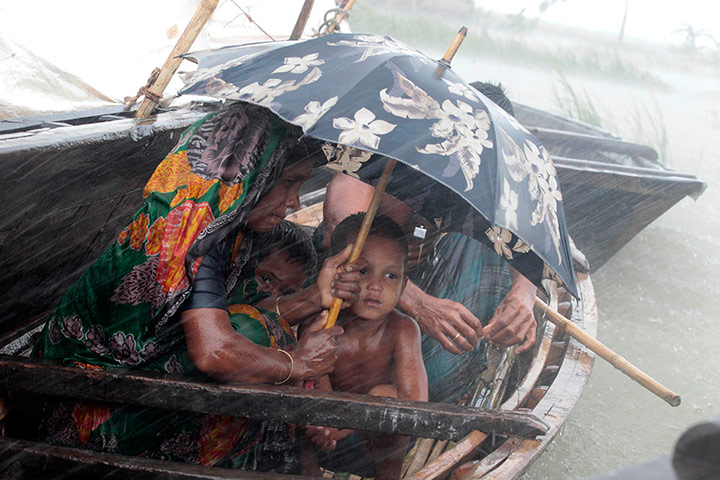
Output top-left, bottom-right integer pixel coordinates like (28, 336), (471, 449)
(275, 348), (293, 385)
(275, 296), (282, 318)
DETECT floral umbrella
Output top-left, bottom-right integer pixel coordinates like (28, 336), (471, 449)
(178, 33), (577, 297)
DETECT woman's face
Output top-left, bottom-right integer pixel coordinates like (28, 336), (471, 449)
(246, 159), (313, 232)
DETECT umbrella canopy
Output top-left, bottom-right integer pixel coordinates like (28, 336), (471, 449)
(179, 33), (577, 297)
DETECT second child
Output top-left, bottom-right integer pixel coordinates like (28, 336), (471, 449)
(304, 213), (428, 480)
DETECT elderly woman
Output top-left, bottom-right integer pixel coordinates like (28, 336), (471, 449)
(27, 103), (361, 473)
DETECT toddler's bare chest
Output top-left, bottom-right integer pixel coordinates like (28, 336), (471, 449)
(331, 334), (394, 393)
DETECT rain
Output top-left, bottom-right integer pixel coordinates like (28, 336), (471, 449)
(0, 0), (718, 479)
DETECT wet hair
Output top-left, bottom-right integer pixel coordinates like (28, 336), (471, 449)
(470, 81), (514, 116)
(252, 220), (317, 279)
(329, 213), (409, 269)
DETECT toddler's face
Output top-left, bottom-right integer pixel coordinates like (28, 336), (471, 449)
(255, 250), (306, 304)
(351, 235), (406, 321)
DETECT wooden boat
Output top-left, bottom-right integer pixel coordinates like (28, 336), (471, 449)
(0, 88), (690, 478)
(513, 103), (706, 270)
(0, 237), (596, 480)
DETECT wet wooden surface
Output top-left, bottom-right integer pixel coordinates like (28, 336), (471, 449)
(0, 355), (548, 440)
(0, 437), (316, 479)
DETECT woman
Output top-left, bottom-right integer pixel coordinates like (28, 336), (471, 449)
(26, 103), (360, 472)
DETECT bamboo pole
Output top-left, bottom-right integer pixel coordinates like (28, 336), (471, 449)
(535, 297), (681, 407)
(290, 0), (315, 40)
(135, 0), (219, 118)
(325, 27), (468, 328)
(439, 26), (467, 66)
(327, 0), (357, 34)
(325, 159), (397, 328)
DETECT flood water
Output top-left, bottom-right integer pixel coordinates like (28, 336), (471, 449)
(449, 39), (720, 479)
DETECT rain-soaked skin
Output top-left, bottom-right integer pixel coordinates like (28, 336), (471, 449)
(304, 235), (428, 480)
(181, 159), (363, 385)
(324, 172), (538, 354)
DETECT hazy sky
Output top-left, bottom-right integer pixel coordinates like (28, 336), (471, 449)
(478, 0), (720, 46)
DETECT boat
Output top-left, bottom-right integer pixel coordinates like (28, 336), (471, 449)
(0, 213), (597, 480)
(0, 96), (704, 331)
(0, 78), (698, 476)
(0, 2), (699, 475)
(512, 103), (706, 270)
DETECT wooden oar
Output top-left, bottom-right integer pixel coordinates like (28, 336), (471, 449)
(135, 0), (219, 118)
(534, 296), (681, 407)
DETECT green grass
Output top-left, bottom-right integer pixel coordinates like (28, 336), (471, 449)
(627, 98), (669, 163)
(550, 73), (670, 162)
(552, 73), (604, 127)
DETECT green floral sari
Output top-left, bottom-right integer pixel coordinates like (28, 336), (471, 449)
(25, 103), (304, 473)
(34, 102), (296, 372)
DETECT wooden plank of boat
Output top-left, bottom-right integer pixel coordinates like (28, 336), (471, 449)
(406, 431), (488, 480)
(0, 437), (315, 480)
(406, 284), (565, 479)
(452, 436), (525, 479)
(0, 355), (548, 440)
(528, 126), (658, 161)
(499, 318), (556, 411)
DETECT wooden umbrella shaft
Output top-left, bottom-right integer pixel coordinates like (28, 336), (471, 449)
(440, 26), (467, 66)
(325, 159), (398, 328)
(535, 297), (681, 407)
(136, 0), (219, 118)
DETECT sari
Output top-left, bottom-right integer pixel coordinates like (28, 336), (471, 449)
(24, 103), (305, 473)
(410, 233), (511, 403)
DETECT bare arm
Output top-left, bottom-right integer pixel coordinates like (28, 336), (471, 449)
(393, 315), (428, 402)
(182, 309), (342, 383)
(483, 267), (537, 354)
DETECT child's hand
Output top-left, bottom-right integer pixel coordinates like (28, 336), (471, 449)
(293, 312), (344, 381)
(305, 425), (353, 451)
(316, 244), (368, 309)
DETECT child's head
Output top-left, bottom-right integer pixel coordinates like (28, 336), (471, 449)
(330, 213), (408, 321)
(253, 221), (316, 302)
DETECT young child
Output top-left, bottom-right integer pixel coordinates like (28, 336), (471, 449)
(304, 213), (428, 480)
(219, 220), (317, 353)
(251, 220), (317, 303)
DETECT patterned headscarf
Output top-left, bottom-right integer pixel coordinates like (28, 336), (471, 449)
(34, 102), (304, 371)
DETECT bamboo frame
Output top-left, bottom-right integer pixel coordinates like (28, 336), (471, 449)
(135, 0), (219, 118)
(327, 0), (357, 34)
(290, 0), (316, 39)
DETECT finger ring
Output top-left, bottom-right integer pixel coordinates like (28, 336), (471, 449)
(452, 332), (461, 342)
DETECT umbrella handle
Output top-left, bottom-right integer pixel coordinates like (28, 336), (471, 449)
(535, 297), (681, 407)
(136, 0), (219, 118)
(325, 159), (397, 328)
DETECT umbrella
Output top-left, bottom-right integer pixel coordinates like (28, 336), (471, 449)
(178, 32), (578, 298)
